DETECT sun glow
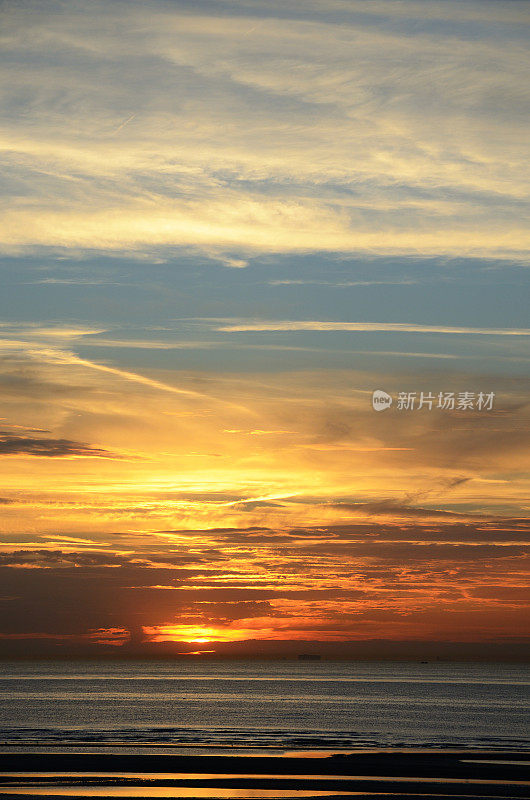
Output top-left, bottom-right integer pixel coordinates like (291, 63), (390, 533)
(142, 624), (249, 644)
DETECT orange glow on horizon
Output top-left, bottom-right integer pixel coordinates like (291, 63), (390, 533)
(142, 625), (253, 644)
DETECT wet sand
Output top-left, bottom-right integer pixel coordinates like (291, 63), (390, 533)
(0, 750), (528, 798)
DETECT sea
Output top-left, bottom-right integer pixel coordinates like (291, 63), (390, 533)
(0, 659), (528, 754)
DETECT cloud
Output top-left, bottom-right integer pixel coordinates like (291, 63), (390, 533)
(0, 550), (127, 567)
(0, 431), (120, 458)
(0, 332), (256, 414)
(268, 279), (418, 287)
(0, 511), (528, 646)
(0, 0), (528, 652)
(215, 320), (530, 335)
(0, 339), (527, 535)
(0, 324), (105, 339)
(331, 500), (467, 519)
(0, 549), (220, 568)
(0, 0), (528, 260)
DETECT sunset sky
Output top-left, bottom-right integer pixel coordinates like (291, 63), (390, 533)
(0, 0), (528, 655)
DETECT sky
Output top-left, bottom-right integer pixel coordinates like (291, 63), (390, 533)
(0, 0), (528, 656)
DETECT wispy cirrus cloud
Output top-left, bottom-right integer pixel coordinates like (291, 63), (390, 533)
(268, 279), (419, 287)
(0, 0), (528, 652)
(0, 0), (528, 261)
(215, 320), (530, 335)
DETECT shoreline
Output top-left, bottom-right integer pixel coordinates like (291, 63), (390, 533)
(0, 750), (528, 798)
(1, 749), (530, 774)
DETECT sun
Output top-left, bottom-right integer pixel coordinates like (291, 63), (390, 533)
(142, 624), (252, 644)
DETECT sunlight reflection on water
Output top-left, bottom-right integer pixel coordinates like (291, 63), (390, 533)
(0, 789), (359, 797)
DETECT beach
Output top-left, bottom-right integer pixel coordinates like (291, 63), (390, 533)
(1, 660), (528, 798)
(0, 749), (529, 798)
(1, 660), (528, 751)
(2, 0), (529, 794)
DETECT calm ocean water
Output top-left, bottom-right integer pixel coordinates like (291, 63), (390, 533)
(0, 660), (528, 753)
